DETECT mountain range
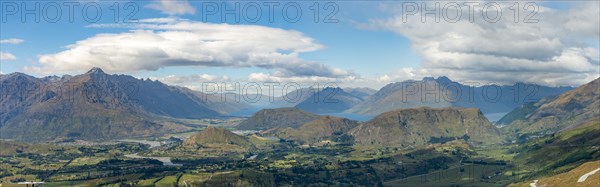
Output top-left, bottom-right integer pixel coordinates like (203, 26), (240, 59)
(0, 68), (249, 142)
(294, 87), (364, 114)
(235, 108), (320, 130)
(347, 77), (572, 119)
(0, 68), (582, 143)
(235, 77), (598, 148)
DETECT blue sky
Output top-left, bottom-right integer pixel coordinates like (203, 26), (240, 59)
(1, 0), (598, 89)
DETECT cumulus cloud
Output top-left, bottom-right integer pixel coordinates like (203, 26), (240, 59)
(1, 38), (23, 62)
(0, 38), (24, 44)
(29, 18), (355, 80)
(146, 0), (196, 15)
(370, 1), (600, 86)
(0, 52), (17, 61)
(248, 72), (358, 83)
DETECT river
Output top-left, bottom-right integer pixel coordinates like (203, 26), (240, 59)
(124, 153), (182, 166)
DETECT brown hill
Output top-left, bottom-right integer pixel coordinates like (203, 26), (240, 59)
(349, 107), (502, 147)
(267, 116), (359, 144)
(184, 126), (253, 148)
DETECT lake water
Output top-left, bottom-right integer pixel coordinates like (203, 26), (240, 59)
(124, 154), (182, 166)
(322, 113), (373, 122)
(484, 112), (508, 123)
(118, 139), (164, 148)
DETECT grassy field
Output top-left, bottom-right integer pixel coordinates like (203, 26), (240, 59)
(154, 175), (178, 186)
(68, 157), (108, 167)
(384, 163), (514, 187)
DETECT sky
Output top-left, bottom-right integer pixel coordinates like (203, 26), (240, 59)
(0, 0), (599, 91)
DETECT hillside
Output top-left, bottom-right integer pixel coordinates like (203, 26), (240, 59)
(510, 160), (600, 187)
(294, 87), (364, 114)
(0, 140), (56, 156)
(349, 107), (503, 147)
(496, 102), (538, 125)
(235, 108), (320, 130)
(183, 126), (253, 148)
(503, 77), (600, 136)
(266, 116), (359, 144)
(512, 117), (600, 179)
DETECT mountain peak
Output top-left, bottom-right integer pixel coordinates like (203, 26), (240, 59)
(86, 67), (106, 74)
(436, 76), (451, 82)
(422, 77), (436, 81)
(422, 76), (452, 83)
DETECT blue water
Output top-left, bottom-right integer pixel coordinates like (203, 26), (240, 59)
(322, 113), (373, 122)
(484, 112), (508, 122)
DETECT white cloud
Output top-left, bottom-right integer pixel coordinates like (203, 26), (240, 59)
(146, 0), (196, 15)
(370, 1), (600, 86)
(30, 18), (355, 80)
(1, 39), (23, 61)
(151, 74), (230, 85)
(0, 52), (17, 61)
(249, 72), (334, 83)
(0, 38), (24, 44)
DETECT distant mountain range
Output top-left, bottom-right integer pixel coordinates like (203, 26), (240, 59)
(221, 87), (373, 116)
(242, 77), (571, 119)
(347, 77), (573, 119)
(235, 108), (320, 130)
(0, 68), (584, 142)
(235, 77), (598, 148)
(294, 87), (364, 114)
(342, 87), (377, 100)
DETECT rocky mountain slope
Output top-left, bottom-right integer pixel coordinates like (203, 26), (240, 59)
(0, 68), (249, 142)
(503, 77), (599, 136)
(265, 116), (359, 144)
(349, 107), (503, 147)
